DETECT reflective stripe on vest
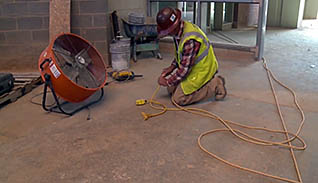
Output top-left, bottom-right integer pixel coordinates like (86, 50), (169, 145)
(175, 21), (218, 95)
(180, 32), (210, 65)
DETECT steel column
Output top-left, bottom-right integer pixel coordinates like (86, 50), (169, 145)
(256, 0), (268, 60)
(197, 0), (202, 27)
(147, 0), (151, 16)
(193, 2), (197, 24)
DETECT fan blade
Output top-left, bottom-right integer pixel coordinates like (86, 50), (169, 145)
(53, 46), (74, 66)
(75, 47), (87, 58)
(75, 46), (92, 66)
(76, 67), (98, 88)
(53, 45), (71, 56)
(59, 64), (80, 83)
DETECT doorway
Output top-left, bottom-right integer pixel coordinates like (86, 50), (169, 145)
(302, 0), (318, 29)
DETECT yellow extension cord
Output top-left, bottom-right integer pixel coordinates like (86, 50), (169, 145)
(139, 58), (306, 183)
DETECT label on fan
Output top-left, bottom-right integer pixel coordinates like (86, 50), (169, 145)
(50, 64), (61, 79)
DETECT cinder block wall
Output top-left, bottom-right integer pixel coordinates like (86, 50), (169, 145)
(0, 0), (50, 71)
(71, 0), (109, 65)
(0, 0), (49, 44)
(0, 0), (109, 71)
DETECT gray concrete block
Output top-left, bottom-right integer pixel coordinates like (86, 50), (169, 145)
(17, 17), (42, 30)
(71, 28), (81, 35)
(71, 15), (92, 28)
(2, 3), (28, 16)
(71, 1), (80, 15)
(0, 17), (16, 31)
(79, 0), (107, 14)
(108, 0), (146, 12)
(0, 43), (47, 71)
(5, 30), (32, 43)
(93, 41), (108, 54)
(93, 14), (107, 27)
(28, 2), (49, 15)
(32, 30), (49, 42)
(0, 32), (5, 41)
(43, 16), (49, 28)
(81, 28), (107, 42)
(103, 53), (110, 66)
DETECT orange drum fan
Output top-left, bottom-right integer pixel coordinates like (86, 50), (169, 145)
(38, 33), (107, 115)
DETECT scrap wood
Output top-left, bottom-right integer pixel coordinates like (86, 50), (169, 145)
(0, 74), (43, 106)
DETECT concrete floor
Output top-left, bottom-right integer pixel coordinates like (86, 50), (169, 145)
(0, 27), (318, 183)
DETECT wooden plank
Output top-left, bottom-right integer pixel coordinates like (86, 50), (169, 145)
(30, 77), (43, 86)
(14, 78), (33, 82)
(14, 82), (30, 86)
(49, 0), (71, 41)
(13, 76), (40, 79)
(0, 92), (9, 99)
(9, 89), (22, 103)
(0, 76), (42, 106)
(12, 72), (40, 77)
(0, 90), (17, 104)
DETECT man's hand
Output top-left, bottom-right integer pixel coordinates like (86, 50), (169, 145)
(158, 75), (168, 86)
(161, 65), (175, 77)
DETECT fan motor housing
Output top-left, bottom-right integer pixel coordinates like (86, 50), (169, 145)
(38, 33), (107, 103)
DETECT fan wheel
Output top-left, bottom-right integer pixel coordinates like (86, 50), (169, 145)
(38, 33), (107, 103)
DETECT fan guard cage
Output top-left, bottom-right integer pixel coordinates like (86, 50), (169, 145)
(38, 33), (107, 103)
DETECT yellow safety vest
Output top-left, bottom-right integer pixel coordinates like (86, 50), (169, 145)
(175, 21), (218, 95)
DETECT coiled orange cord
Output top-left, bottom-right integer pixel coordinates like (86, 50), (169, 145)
(140, 58), (306, 183)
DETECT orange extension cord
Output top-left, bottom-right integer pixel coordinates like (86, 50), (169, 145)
(140, 58), (306, 183)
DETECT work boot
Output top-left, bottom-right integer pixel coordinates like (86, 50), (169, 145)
(167, 85), (177, 96)
(215, 75), (227, 101)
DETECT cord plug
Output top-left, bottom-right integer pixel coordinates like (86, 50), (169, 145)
(141, 112), (150, 121)
(136, 99), (147, 106)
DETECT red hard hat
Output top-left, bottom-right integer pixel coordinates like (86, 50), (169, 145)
(156, 7), (181, 38)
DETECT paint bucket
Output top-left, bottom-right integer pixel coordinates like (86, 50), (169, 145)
(110, 39), (131, 71)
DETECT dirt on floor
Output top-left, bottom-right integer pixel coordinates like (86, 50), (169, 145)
(0, 27), (318, 183)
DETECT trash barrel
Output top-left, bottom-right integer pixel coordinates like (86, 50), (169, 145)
(110, 39), (131, 71)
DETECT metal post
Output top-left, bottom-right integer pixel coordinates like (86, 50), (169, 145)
(207, 3), (211, 27)
(256, 0), (268, 61)
(197, 0), (202, 28)
(193, 2), (197, 24)
(214, 2), (224, 30)
(225, 3), (234, 23)
(147, 0), (151, 16)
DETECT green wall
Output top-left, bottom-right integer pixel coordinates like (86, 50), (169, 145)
(281, 0), (304, 28)
(267, 0), (305, 28)
(304, 0), (318, 19)
(267, 0), (282, 27)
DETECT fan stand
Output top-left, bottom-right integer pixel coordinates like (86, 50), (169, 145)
(41, 74), (104, 116)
